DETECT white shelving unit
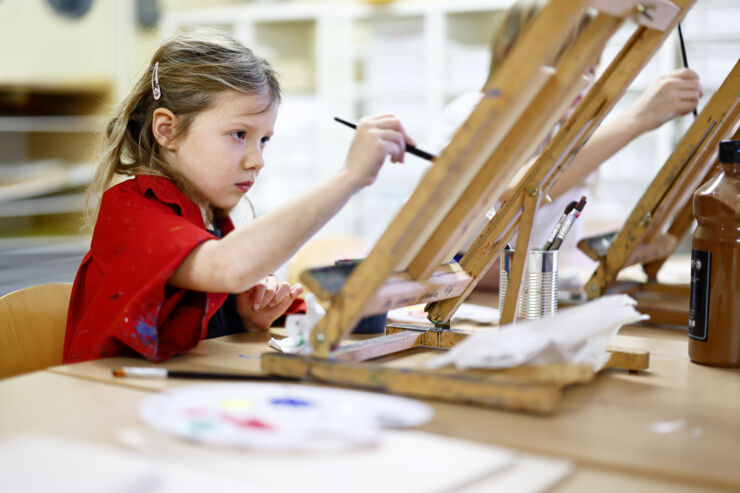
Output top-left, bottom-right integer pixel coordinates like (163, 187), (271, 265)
(161, 0), (739, 246)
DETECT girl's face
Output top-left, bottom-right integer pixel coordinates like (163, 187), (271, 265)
(168, 90), (278, 211)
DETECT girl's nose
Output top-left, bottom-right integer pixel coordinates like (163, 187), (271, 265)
(242, 148), (265, 171)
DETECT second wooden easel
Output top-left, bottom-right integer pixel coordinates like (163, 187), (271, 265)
(578, 59), (740, 326)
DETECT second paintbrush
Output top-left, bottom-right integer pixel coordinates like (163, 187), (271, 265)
(334, 116), (437, 162)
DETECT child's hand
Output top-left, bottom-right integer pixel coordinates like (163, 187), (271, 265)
(343, 114), (416, 188)
(626, 68), (703, 132)
(235, 275), (304, 331)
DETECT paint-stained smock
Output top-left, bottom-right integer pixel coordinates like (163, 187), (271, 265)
(64, 175), (302, 363)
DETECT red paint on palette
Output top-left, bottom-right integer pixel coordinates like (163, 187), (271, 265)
(183, 406), (210, 418)
(222, 413), (274, 431)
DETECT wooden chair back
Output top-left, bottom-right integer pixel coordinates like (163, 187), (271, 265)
(0, 283), (72, 379)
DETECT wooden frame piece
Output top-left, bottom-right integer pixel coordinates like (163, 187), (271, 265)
(261, 0), (688, 413)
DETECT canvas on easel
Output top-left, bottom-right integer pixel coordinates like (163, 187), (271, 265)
(262, 0), (692, 414)
(578, 60), (740, 326)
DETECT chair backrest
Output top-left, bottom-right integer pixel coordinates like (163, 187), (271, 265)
(0, 283), (72, 379)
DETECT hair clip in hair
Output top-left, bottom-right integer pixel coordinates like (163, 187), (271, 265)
(151, 61), (161, 100)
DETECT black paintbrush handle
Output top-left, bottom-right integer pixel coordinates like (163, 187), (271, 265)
(677, 24), (698, 118)
(334, 117), (436, 161)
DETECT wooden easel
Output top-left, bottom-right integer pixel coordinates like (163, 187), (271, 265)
(262, 0), (691, 413)
(579, 60), (740, 326)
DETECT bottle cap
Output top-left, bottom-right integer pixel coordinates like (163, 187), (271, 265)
(719, 140), (740, 164)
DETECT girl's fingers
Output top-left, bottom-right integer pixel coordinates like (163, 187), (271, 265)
(261, 276), (282, 309)
(678, 89), (700, 102)
(671, 80), (702, 93)
(251, 282), (266, 310)
(674, 67), (699, 81)
(385, 141), (405, 163)
(253, 276), (279, 310)
(267, 282), (292, 308)
(380, 117), (417, 146)
(366, 115), (417, 147)
(375, 129), (405, 155)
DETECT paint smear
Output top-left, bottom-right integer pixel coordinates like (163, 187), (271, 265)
(222, 414), (273, 431)
(183, 407), (210, 418)
(220, 398), (252, 410)
(189, 419), (216, 433)
(271, 397), (313, 407)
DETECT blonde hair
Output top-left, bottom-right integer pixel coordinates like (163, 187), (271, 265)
(85, 29), (280, 228)
(486, 0), (594, 86)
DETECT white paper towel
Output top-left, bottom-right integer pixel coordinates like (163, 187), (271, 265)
(425, 294), (648, 371)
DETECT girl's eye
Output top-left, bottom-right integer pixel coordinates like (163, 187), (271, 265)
(231, 131), (247, 141)
(260, 136), (271, 147)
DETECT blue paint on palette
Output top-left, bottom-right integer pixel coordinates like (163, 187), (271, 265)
(271, 397), (313, 407)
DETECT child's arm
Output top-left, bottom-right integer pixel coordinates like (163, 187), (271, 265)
(548, 68), (702, 198)
(169, 114), (414, 293)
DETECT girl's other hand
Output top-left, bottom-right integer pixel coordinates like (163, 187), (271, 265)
(235, 275), (304, 330)
(626, 68), (703, 132)
(342, 114), (416, 188)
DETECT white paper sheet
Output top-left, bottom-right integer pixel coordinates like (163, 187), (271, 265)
(388, 302), (500, 325)
(0, 434), (261, 493)
(117, 426), (572, 493)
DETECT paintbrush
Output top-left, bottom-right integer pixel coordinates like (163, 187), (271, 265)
(112, 366), (300, 382)
(334, 116), (437, 161)
(548, 196), (587, 251)
(542, 200), (577, 251)
(677, 23), (698, 118)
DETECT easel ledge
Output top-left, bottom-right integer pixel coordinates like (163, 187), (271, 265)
(262, 326), (648, 414)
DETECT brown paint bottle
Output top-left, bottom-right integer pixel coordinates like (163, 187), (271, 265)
(689, 140), (740, 367)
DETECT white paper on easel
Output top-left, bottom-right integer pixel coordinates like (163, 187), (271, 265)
(425, 295), (648, 371)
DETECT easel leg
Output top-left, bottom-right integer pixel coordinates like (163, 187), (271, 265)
(500, 187), (542, 325)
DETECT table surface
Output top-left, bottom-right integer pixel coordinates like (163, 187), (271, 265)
(2, 315), (739, 492)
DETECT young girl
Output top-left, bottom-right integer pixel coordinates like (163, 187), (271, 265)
(430, 0), (702, 288)
(64, 30), (415, 363)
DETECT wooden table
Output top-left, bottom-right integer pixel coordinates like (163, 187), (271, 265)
(1, 323), (738, 492)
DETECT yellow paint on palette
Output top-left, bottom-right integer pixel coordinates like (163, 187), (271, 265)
(219, 397), (252, 410)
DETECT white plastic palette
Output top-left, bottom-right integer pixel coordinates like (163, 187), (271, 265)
(139, 383), (433, 452)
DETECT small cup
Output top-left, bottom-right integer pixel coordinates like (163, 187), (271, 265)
(499, 249), (558, 320)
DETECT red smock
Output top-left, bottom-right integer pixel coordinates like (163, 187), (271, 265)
(64, 175), (303, 363)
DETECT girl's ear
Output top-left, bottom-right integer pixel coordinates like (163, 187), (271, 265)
(152, 108), (179, 150)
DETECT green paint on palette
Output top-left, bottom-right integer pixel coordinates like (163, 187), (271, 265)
(188, 419), (216, 434)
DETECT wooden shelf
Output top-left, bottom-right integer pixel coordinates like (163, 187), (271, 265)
(0, 116), (105, 133)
